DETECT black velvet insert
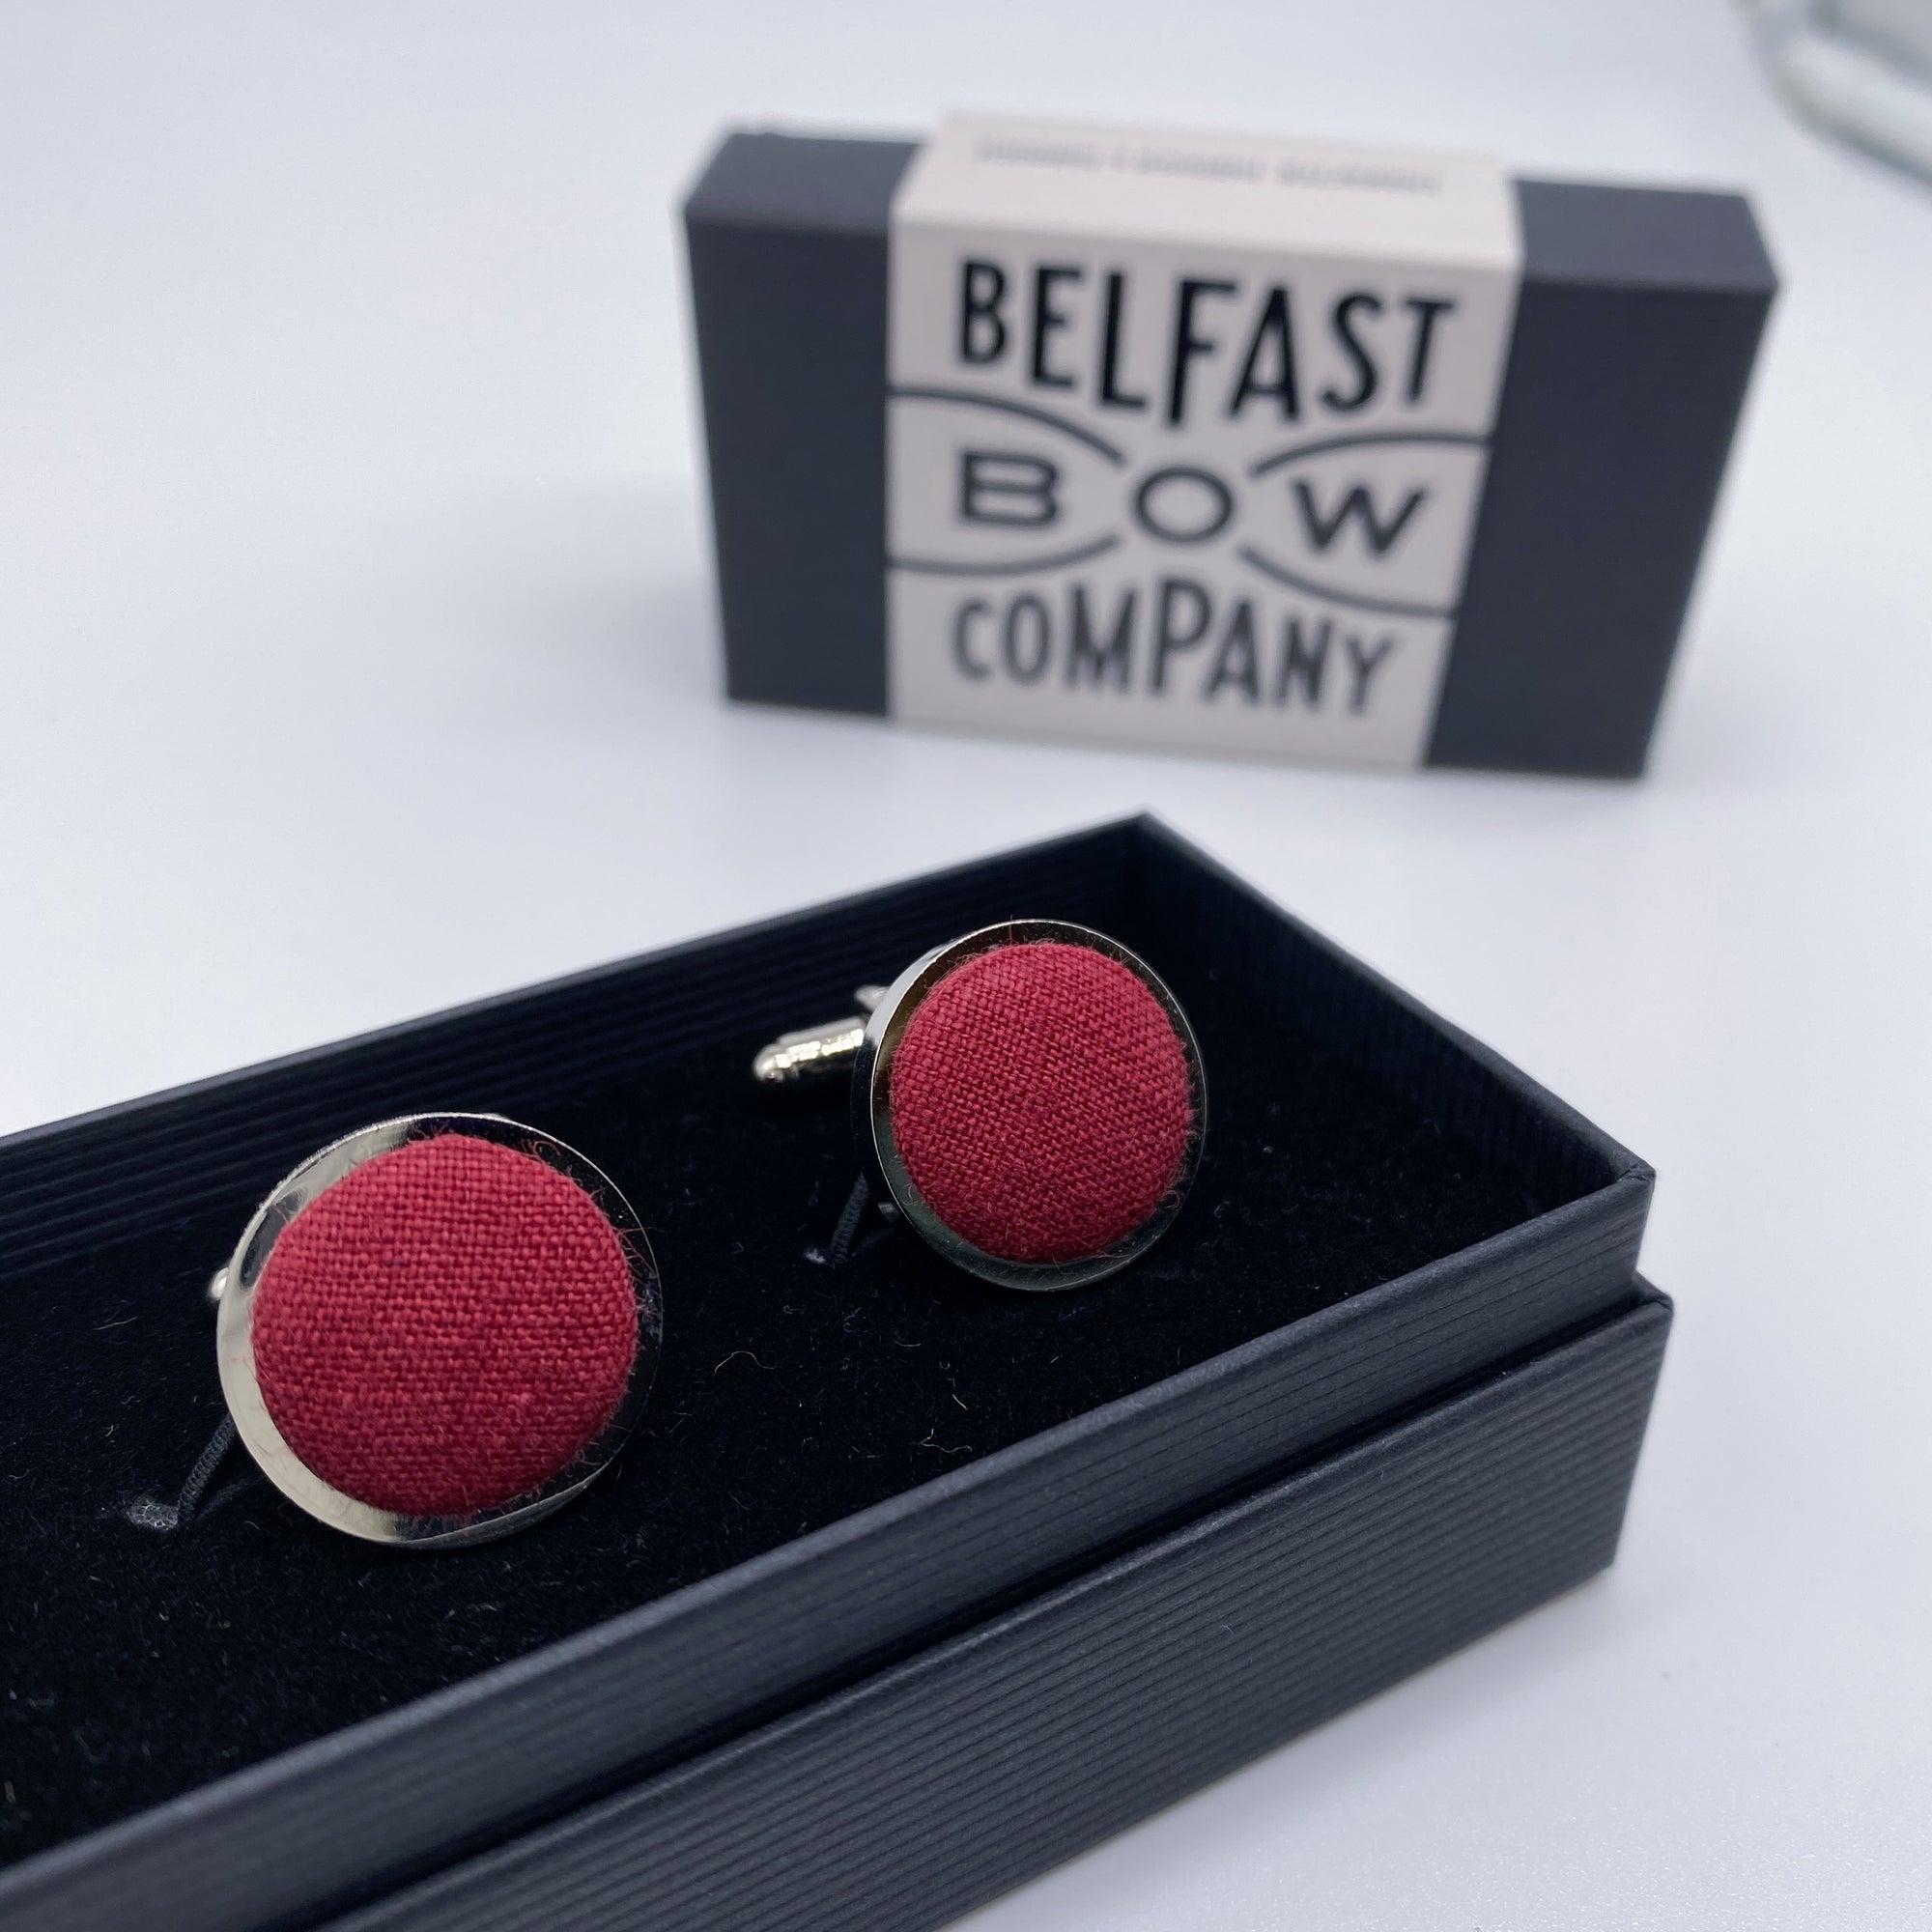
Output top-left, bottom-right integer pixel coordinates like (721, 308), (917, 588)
(0, 932), (1567, 1869)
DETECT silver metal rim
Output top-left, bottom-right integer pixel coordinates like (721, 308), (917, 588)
(214, 1112), (662, 1548)
(856, 921), (1207, 1292)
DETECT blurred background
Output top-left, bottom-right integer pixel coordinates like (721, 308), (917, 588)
(2, 2), (1927, 1926)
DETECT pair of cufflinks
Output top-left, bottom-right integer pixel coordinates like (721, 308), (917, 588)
(200, 923), (1206, 1549)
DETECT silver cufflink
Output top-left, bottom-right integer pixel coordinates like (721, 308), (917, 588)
(754, 920), (1206, 1293)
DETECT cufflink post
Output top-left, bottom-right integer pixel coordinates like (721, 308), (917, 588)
(751, 985), (887, 1087)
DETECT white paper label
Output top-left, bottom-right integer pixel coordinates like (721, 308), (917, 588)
(887, 114), (1522, 766)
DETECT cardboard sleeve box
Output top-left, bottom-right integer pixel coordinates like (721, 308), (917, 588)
(0, 821), (1666, 1931)
(685, 127), (1776, 778)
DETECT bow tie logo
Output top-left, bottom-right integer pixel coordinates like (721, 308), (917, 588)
(891, 387), (1486, 622)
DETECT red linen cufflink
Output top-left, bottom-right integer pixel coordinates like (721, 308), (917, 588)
(209, 1114), (661, 1547)
(755, 922), (1206, 1290)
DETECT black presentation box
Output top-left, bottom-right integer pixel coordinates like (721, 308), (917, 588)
(0, 820), (1667, 1932)
(685, 128), (1776, 778)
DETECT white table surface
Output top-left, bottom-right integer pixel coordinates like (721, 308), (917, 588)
(4, 2), (1928, 1924)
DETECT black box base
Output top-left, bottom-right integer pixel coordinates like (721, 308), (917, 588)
(0, 820), (1662, 1932)
(326, 1292), (1668, 1932)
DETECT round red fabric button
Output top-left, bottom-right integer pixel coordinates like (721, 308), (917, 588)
(887, 940), (1195, 1265)
(251, 1133), (637, 1519)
